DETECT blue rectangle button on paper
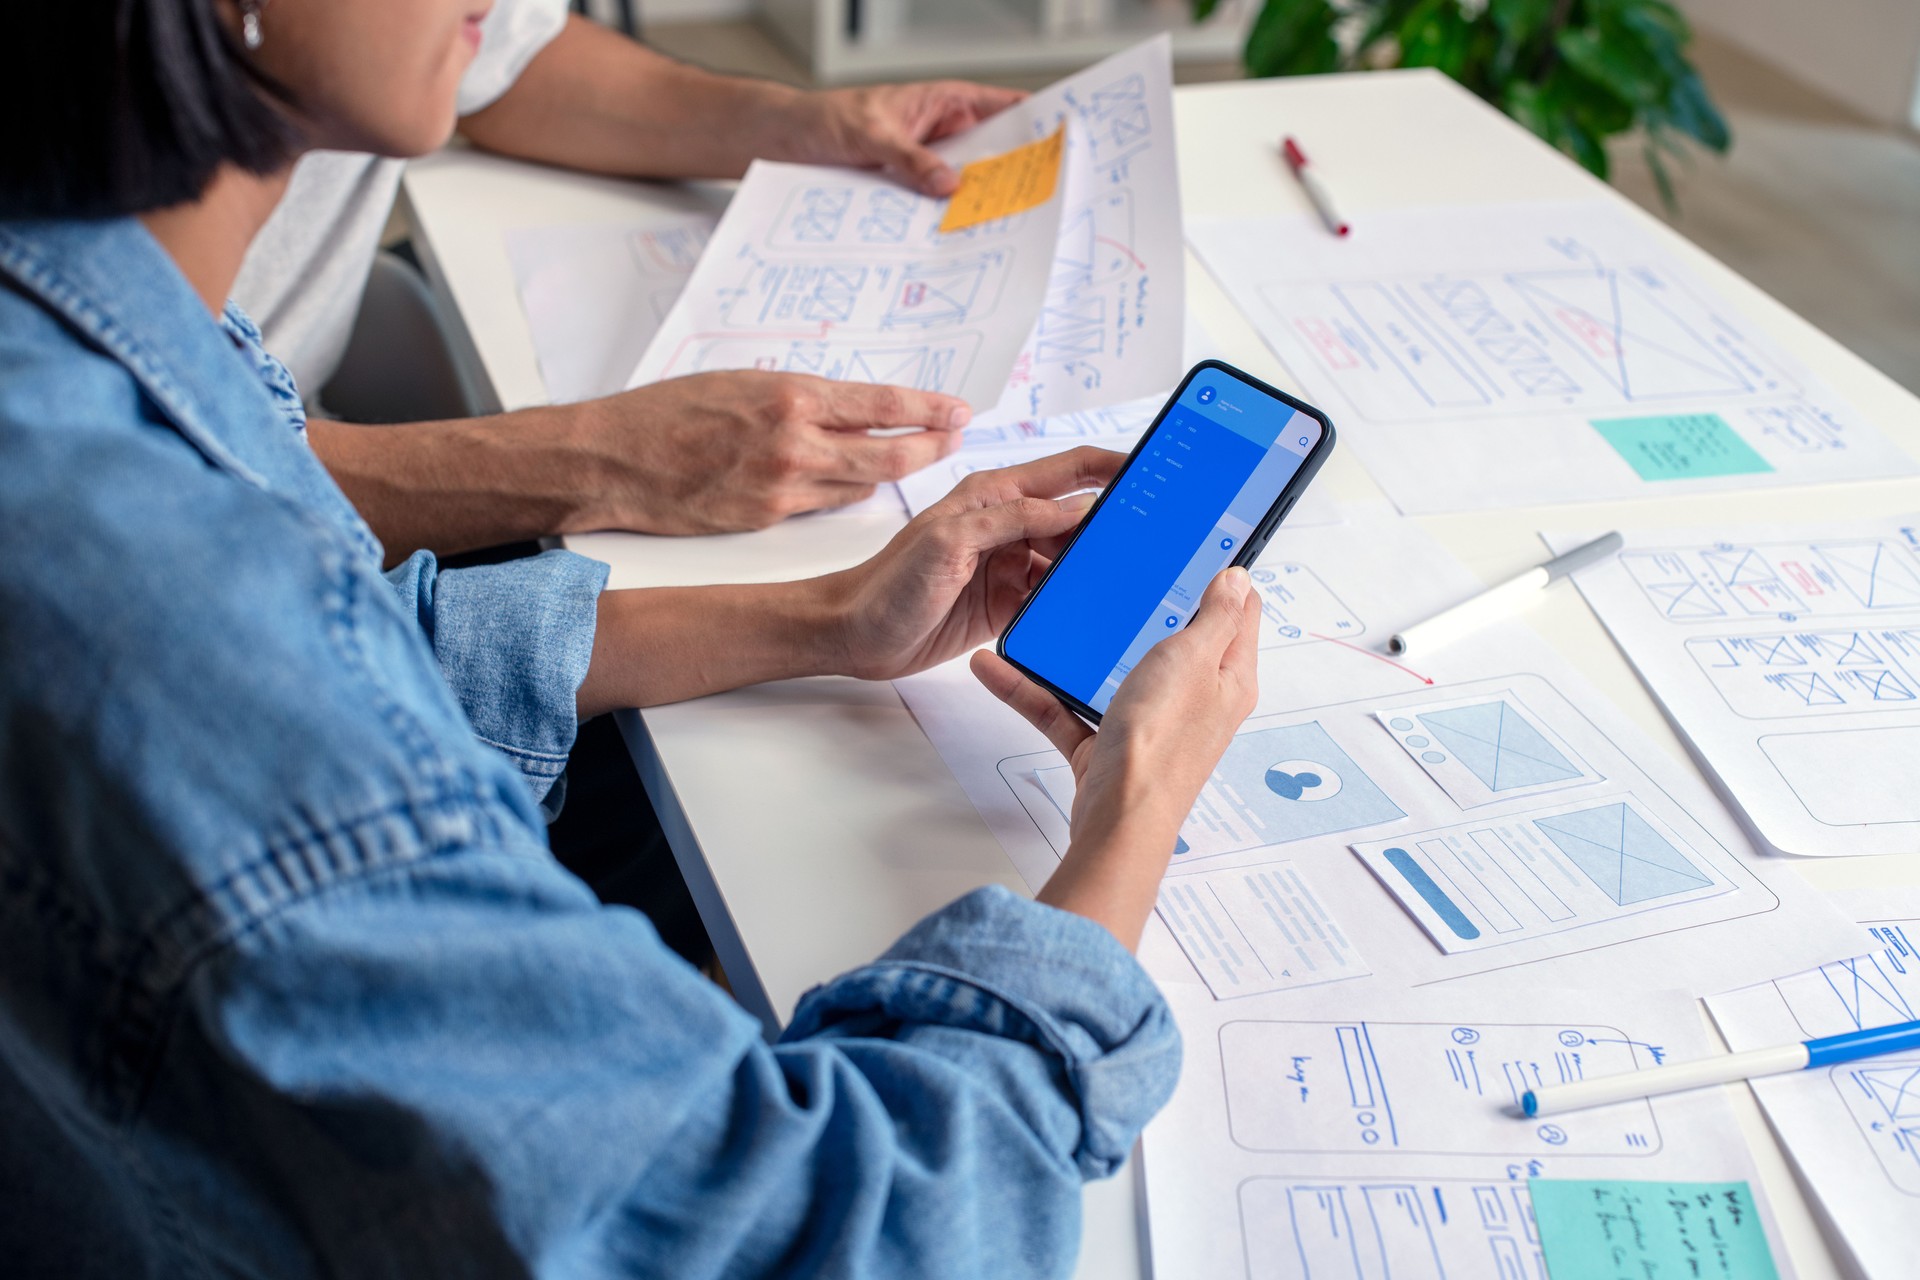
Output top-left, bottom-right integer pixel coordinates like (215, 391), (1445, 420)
(1591, 413), (1775, 482)
(1529, 1178), (1779, 1280)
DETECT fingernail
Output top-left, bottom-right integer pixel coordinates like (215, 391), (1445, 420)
(1059, 491), (1097, 513)
(1224, 566), (1252, 599)
(947, 403), (971, 430)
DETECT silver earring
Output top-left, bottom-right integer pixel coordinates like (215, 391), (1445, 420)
(240, 1), (264, 50)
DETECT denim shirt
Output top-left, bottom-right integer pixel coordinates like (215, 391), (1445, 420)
(0, 218), (1179, 1278)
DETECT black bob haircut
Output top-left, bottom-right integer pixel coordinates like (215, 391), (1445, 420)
(1, 1), (299, 220)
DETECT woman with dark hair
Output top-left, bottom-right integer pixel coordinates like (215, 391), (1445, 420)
(0, 3), (1259, 1276)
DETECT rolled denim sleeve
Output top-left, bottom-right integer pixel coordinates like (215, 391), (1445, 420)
(786, 885), (1180, 1178)
(385, 548), (608, 803)
(167, 860), (1177, 1279)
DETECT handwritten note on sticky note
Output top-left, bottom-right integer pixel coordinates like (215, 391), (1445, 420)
(1530, 1179), (1779, 1280)
(939, 126), (1065, 233)
(1591, 413), (1775, 482)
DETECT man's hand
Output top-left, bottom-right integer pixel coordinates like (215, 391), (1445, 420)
(812, 447), (1123, 680)
(773, 82), (1029, 197)
(580, 371), (972, 534)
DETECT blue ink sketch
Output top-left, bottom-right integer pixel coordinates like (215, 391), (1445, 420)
(1536, 803), (1713, 905)
(1217, 722), (1404, 845)
(1418, 700), (1583, 792)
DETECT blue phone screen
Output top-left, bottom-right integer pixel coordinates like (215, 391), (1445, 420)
(1003, 372), (1322, 715)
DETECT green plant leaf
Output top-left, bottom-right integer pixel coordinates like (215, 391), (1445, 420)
(1192, 0), (1222, 21)
(1243, 0), (1342, 77)
(1487, 0), (1556, 80)
(1488, 0), (1556, 39)
(1665, 68), (1732, 150)
(1353, 0), (1423, 55)
(1601, 0), (1691, 43)
(1394, 0), (1482, 80)
(1557, 64), (1636, 136)
(1555, 25), (1665, 107)
(1232, 0), (1732, 207)
(1506, 71), (1616, 179)
(1643, 133), (1680, 215)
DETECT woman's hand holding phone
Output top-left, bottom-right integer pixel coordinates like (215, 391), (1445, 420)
(971, 568), (1261, 950)
(813, 446), (1125, 681)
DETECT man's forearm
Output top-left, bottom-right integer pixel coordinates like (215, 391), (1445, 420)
(457, 17), (797, 180)
(308, 412), (617, 563)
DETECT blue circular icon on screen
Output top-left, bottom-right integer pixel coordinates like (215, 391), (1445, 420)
(1165, 615), (1179, 628)
(1196, 386), (1217, 404)
(1298, 435), (1310, 447)
(1220, 536), (1235, 550)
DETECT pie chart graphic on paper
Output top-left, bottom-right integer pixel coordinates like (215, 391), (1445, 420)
(1264, 759), (1343, 802)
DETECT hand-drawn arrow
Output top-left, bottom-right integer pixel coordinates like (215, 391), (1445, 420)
(1310, 632), (1435, 685)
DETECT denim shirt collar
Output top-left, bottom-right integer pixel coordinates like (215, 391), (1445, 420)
(0, 217), (281, 489)
(0, 216), (382, 563)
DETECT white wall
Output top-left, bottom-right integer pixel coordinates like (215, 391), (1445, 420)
(1683, 0), (1920, 129)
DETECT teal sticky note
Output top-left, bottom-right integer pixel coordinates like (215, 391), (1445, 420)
(1590, 413), (1774, 481)
(1530, 1179), (1779, 1280)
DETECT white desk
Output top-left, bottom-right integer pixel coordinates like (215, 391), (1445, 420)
(404, 67), (1920, 1279)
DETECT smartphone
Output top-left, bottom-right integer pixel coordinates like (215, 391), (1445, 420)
(996, 360), (1335, 722)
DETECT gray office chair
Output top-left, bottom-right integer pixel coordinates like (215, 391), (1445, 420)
(319, 250), (482, 425)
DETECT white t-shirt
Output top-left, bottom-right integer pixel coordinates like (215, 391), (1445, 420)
(233, 0), (568, 397)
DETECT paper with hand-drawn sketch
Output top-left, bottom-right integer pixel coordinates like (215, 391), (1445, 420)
(1548, 519), (1920, 856)
(1143, 984), (1796, 1280)
(1188, 201), (1912, 514)
(627, 37), (1182, 416)
(1707, 887), (1920, 1280)
(894, 509), (1863, 1000)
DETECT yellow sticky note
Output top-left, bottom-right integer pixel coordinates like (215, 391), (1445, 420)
(939, 126), (1065, 233)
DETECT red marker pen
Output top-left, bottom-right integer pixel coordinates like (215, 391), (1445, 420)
(1281, 136), (1350, 238)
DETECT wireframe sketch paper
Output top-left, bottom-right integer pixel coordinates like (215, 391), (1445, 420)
(895, 391), (1342, 527)
(1142, 984), (1796, 1280)
(893, 508), (1864, 999)
(626, 37), (1182, 413)
(505, 215), (717, 403)
(1154, 859), (1372, 998)
(625, 153), (1059, 405)
(1706, 887), (1920, 1280)
(969, 35), (1184, 422)
(895, 313), (1339, 529)
(1547, 519), (1920, 857)
(1187, 201), (1913, 514)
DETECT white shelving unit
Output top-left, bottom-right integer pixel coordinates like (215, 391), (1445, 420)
(758, 0), (1253, 83)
